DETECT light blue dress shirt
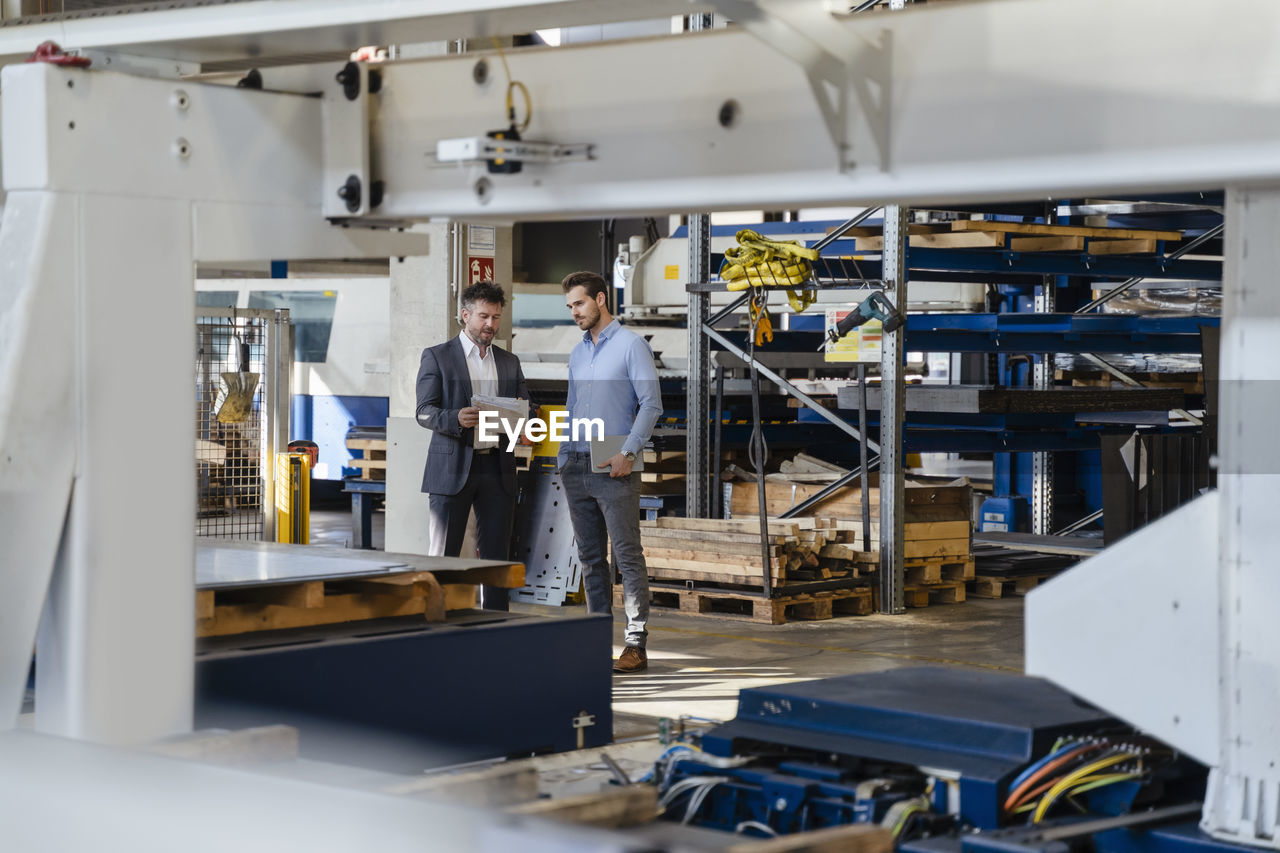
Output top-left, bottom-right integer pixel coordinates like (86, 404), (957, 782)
(558, 319), (663, 467)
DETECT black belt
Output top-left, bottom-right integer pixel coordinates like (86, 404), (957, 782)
(473, 447), (498, 455)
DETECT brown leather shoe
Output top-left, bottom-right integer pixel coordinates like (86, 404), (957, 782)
(613, 646), (648, 673)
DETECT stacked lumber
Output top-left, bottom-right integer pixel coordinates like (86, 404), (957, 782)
(842, 219), (1182, 255)
(639, 449), (688, 495)
(630, 517), (870, 625)
(729, 479), (975, 609)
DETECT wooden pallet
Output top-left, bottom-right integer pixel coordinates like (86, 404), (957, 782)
(622, 584), (872, 625)
(346, 437), (387, 480)
(196, 563), (523, 637)
(968, 573), (1049, 599)
(856, 556), (975, 583)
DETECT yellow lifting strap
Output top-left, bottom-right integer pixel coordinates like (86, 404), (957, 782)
(720, 228), (818, 317)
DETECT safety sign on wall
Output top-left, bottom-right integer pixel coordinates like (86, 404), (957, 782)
(469, 256), (495, 285)
(823, 309), (883, 363)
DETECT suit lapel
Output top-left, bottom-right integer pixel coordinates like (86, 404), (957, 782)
(452, 336), (473, 402)
(494, 346), (513, 396)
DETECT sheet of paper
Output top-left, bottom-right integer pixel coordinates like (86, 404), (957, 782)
(472, 395), (528, 448)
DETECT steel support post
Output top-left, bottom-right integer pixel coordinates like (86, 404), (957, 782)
(878, 205), (908, 614)
(686, 213), (712, 517)
(1202, 185), (1280, 846)
(1032, 270), (1056, 535)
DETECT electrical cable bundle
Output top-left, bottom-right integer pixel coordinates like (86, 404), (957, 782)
(1003, 737), (1170, 824)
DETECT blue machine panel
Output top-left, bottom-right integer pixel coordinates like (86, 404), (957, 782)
(195, 612), (612, 773)
(698, 667), (1116, 829)
(290, 394), (389, 481)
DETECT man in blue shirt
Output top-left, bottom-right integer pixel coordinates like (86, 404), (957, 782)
(559, 271), (662, 673)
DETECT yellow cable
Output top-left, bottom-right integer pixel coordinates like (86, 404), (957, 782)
(490, 37), (532, 132)
(1032, 754), (1140, 823)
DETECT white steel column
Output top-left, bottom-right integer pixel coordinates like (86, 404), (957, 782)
(32, 191), (196, 744)
(1202, 186), (1280, 849)
(877, 206), (907, 614)
(385, 225), (455, 556)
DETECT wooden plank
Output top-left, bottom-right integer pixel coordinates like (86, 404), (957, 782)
(196, 589), (216, 621)
(436, 564), (527, 589)
(648, 517), (802, 537)
(214, 580), (326, 609)
(1009, 235), (1085, 252)
(840, 537), (970, 560)
(725, 821), (892, 853)
(345, 438), (386, 451)
(508, 784), (658, 829)
(639, 526), (787, 546)
(640, 472), (686, 483)
(949, 219), (1181, 240)
(646, 554), (783, 573)
(1087, 238), (1157, 255)
(827, 520), (971, 542)
(648, 566), (783, 586)
(642, 539), (782, 558)
(855, 230), (1004, 251)
(198, 592), (441, 637)
(443, 584), (477, 610)
(348, 457), (387, 470)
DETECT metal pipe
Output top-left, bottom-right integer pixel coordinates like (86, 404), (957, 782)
(781, 460), (880, 519)
(702, 325), (880, 450)
(712, 364), (725, 517)
(857, 363), (872, 545)
(1054, 507), (1103, 536)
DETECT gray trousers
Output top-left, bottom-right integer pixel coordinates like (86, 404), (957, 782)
(561, 453), (649, 649)
(426, 451), (513, 611)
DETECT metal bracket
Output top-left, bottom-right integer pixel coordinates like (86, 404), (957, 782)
(698, 0), (891, 172)
(572, 709), (596, 750)
(435, 137), (596, 167)
(72, 49), (199, 79)
(322, 61), (374, 218)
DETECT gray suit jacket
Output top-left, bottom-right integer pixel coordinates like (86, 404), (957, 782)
(415, 336), (530, 496)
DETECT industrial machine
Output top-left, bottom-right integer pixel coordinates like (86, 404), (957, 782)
(0, 2), (1277, 852)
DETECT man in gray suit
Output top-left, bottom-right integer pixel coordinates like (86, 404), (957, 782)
(415, 281), (530, 611)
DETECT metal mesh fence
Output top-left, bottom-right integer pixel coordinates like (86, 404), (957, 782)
(195, 308), (290, 540)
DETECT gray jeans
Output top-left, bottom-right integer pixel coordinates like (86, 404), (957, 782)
(561, 453), (649, 649)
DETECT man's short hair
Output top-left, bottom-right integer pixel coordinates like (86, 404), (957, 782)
(561, 270), (608, 301)
(462, 281), (506, 310)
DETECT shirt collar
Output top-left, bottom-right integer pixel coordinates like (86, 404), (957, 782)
(458, 331), (489, 360)
(582, 319), (620, 345)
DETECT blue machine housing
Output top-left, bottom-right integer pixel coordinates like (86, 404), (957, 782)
(195, 612), (612, 773)
(693, 667), (1117, 830)
(665, 667), (1229, 853)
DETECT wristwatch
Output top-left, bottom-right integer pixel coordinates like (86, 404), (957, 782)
(622, 450), (636, 461)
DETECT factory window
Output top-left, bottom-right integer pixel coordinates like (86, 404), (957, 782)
(196, 290), (238, 309)
(248, 290), (338, 363)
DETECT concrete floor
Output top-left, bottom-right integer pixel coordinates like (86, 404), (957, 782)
(309, 505), (1026, 741)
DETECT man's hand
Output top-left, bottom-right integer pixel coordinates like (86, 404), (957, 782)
(458, 406), (481, 428)
(604, 453), (635, 479)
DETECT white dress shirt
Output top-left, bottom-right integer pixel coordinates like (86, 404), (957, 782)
(459, 332), (499, 447)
